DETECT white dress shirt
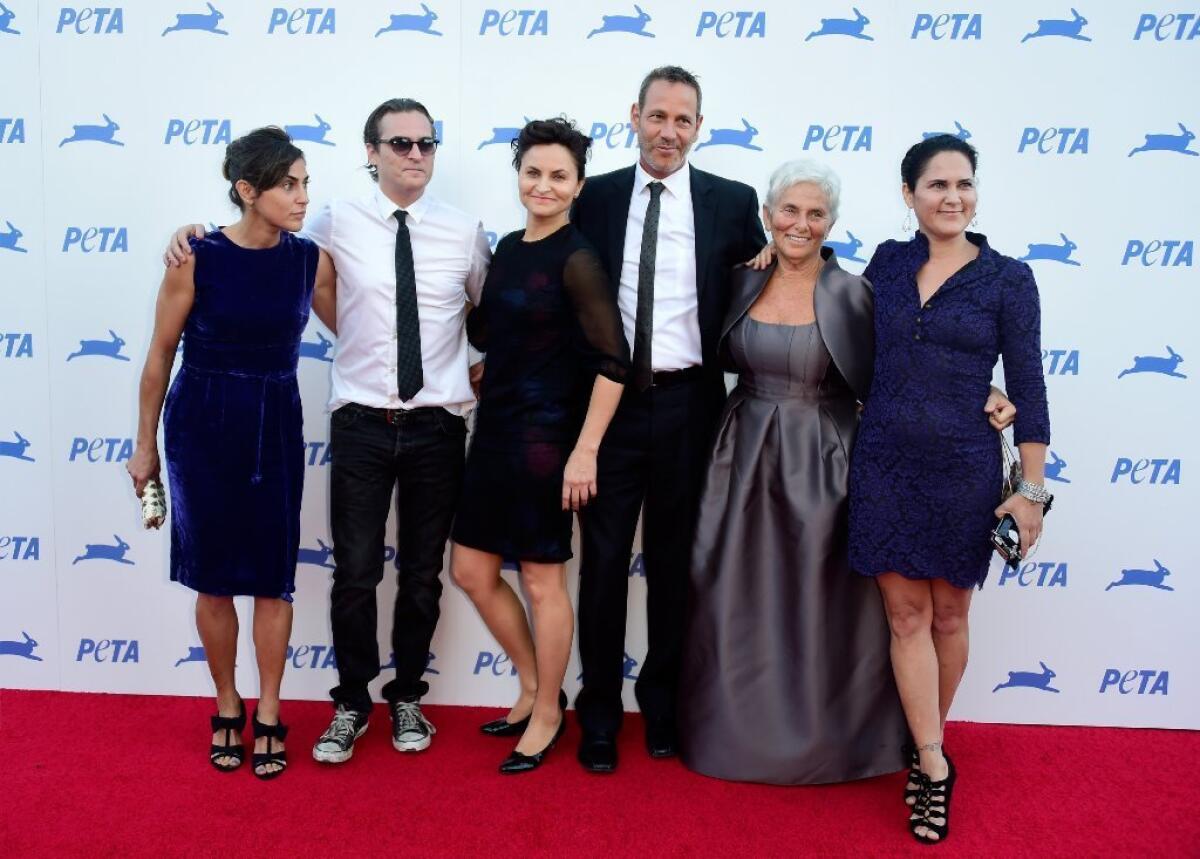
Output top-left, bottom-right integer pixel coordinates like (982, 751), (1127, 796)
(619, 161), (701, 371)
(304, 186), (491, 415)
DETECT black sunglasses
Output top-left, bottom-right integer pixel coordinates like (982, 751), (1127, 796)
(376, 136), (439, 156)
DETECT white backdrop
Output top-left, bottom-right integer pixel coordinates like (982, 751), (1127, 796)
(1, 0), (1196, 729)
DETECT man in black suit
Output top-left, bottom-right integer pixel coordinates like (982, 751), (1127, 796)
(571, 66), (766, 772)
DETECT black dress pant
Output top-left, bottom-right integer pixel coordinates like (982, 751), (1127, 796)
(575, 375), (723, 735)
(328, 404), (465, 713)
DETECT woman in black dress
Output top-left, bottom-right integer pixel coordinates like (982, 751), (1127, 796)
(451, 118), (629, 773)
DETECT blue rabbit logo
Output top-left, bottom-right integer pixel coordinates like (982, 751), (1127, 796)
(297, 538), (335, 569)
(284, 114), (334, 146)
(0, 431), (34, 462)
(298, 331), (334, 362)
(174, 645), (206, 667)
(0, 632), (42, 661)
(1019, 233), (1080, 266)
(1045, 451), (1071, 483)
(0, 2), (21, 34)
(1129, 124), (1198, 158)
(993, 661), (1060, 693)
(162, 3), (227, 36)
(1106, 560), (1173, 592)
(1022, 8), (1091, 42)
(587, 5), (654, 38)
(0, 220), (27, 253)
(922, 120), (971, 141)
(67, 330), (129, 362)
(59, 114), (124, 147)
(72, 534), (134, 565)
(694, 119), (762, 151)
(823, 231), (867, 263)
(375, 4), (442, 37)
(1117, 346), (1186, 379)
(806, 7), (873, 41)
(477, 121), (527, 150)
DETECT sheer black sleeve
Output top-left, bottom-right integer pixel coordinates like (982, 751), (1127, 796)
(563, 247), (630, 384)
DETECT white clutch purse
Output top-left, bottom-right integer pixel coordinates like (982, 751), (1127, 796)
(142, 478), (167, 529)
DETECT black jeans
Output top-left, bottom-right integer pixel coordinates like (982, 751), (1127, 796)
(328, 404), (465, 713)
(575, 376), (724, 736)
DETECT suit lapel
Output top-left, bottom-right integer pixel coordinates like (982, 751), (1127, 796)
(690, 167), (716, 301)
(607, 166), (636, 292)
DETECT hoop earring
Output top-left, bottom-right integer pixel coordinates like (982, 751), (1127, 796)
(902, 209), (913, 232)
(970, 214), (978, 228)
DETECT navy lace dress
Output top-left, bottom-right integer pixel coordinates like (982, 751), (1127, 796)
(848, 232), (1050, 588)
(453, 225), (629, 562)
(164, 230), (317, 600)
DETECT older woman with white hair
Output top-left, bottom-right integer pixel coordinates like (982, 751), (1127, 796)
(677, 159), (910, 784)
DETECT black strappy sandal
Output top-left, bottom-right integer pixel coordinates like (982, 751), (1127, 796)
(209, 698), (246, 772)
(252, 711), (289, 781)
(910, 752), (957, 845)
(903, 742), (923, 807)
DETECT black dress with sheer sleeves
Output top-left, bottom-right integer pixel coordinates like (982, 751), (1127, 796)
(452, 224), (629, 563)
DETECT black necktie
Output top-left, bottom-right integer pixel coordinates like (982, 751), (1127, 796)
(632, 181), (664, 392)
(393, 209), (423, 401)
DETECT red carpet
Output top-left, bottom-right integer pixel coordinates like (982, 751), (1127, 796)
(2, 690), (1197, 857)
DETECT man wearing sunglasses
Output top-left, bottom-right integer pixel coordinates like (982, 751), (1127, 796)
(164, 98), (491, 765)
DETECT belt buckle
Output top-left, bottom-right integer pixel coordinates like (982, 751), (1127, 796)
(384, 409), (403, 426)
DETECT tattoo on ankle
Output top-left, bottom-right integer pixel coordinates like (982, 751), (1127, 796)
(917, 741), (942, 753)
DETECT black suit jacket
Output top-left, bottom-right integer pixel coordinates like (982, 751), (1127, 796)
(720, 248), (875, 401)
(571, 163), (767, 396)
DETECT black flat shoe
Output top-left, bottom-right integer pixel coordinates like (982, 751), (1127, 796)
(209, 698), (246, 772)
(910, 752), (957, 845)
(645, 718), (677, 759)
(577, 731), (617, 773)
(481, 689), (567, 737)
(251, 711), (289, 781)
(498, 714), (566, 774)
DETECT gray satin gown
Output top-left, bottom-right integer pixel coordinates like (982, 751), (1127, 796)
(679, 314), (908, 785)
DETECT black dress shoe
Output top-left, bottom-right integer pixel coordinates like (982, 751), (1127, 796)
(480, 689), (568, 737)
(645, 719), (677, 759)
(498, 715), (566, 775)
(577, 732), (617, 773)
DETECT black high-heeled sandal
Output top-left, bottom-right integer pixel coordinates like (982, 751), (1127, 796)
(498, 713), (566, 774)
(481, 689), (567, 737)
(910, 752), (957, 845)
(209, 698), (246, 772)
(903, 742), (922, 807)
(251, 711), (289, 781)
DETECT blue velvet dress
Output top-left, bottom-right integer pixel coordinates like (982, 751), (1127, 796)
(848, 232), (1050, 588)
(164, 230), (317, 600)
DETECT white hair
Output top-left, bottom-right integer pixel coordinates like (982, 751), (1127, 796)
(764, 159), (841, 223)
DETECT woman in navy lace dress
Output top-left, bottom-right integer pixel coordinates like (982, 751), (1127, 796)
(847, 135), (1050, 843)
(128, 128), (335, 778)
(450, 119), (629, 774)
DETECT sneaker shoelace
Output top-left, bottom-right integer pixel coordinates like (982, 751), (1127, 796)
(392, 702), (430, 735)
(321, 708), (360, 745)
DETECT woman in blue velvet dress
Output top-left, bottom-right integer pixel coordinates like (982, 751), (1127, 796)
(128, 127), (335, 779)
(847, 135), (1050, 843)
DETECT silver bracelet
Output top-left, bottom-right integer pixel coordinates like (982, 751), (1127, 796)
(1017, 479), (1051, 504)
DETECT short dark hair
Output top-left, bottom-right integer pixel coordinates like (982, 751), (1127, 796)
(362, 98), (437, 182)
(511, 117), (592, 178)
(901, 134), (978, 190)
(222, 126), (304, 211)
(638, 65), (702, 115)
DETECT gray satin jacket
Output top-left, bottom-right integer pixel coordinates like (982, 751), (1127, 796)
(719, 247), (875, 400)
